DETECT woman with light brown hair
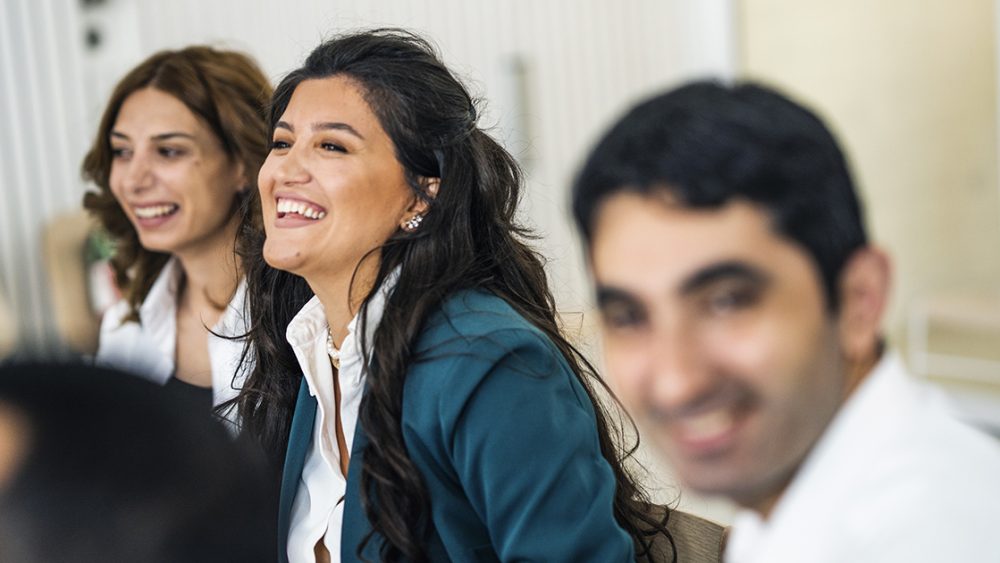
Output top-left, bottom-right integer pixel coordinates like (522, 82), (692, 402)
(82, 46), (272, 418)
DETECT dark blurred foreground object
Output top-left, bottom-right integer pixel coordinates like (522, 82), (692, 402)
(0, 362), (276, 563)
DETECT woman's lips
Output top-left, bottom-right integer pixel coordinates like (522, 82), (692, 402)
(276, 197), (327, 220)
(133, 203), (179, 219)
(131, 203), (180, 228)
(274, 197), (328, 228)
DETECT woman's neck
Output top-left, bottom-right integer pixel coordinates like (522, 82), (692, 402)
(308, 254), (380, 348)
(174, 220), (242, 315)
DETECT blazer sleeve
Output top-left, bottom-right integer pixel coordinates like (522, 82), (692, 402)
(428, 328), (635, 562)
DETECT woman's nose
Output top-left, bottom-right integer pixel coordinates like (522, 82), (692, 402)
(269, 147), (310, 186)
(122, 153), (154, 195)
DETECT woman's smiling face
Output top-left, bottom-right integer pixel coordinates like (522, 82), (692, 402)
(108, 87), (243, 257)
(257, 76), (417, 281)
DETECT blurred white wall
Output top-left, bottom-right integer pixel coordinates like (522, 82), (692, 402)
(1, 0), (735, 351)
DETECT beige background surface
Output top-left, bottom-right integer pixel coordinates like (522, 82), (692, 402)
(739, 0), (1000, 340)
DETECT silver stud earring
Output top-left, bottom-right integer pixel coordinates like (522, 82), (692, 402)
(403, 214), (424, 232)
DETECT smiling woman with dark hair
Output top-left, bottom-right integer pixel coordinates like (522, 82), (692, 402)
(231, 28), (693, 563)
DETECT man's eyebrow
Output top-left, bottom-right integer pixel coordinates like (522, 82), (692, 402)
(679, 261), (770, 295)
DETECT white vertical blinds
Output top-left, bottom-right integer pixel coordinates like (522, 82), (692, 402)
(0, 0), (89, 350)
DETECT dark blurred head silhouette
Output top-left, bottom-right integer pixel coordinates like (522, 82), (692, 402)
(0, 362), (275, 563)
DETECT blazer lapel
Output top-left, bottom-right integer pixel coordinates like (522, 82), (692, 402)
(277, 378), (317, 563)
(340, 411), (373, 562)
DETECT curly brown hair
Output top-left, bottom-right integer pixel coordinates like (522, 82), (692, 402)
(81, 46), (272, 323)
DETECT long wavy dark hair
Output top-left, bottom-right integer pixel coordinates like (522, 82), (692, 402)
(233, 29), (673, 562)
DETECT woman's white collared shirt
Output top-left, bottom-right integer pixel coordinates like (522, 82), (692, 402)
(285, 273), (396, 563)
(95, 258), (250, 421)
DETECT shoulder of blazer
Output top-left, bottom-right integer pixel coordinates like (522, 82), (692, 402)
(415, 289), (545, 350)
(400, 288), (589, 469)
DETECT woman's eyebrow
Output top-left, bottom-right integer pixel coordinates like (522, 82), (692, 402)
(109, 131), (195, 141)
(274, 120), (365, 141)
(312, 121), (364, 140)
(151, 132), (196, 141)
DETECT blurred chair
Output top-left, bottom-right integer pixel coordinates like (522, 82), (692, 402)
(633, 504), (726, 563)
(908, 289), (1000, 383)
(0, 287), (15, 358)
(907, 288), (1000, 434)
(42, 210), (106, 355)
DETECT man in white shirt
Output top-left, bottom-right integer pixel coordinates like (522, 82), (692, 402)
(571, 80), (1000, 562)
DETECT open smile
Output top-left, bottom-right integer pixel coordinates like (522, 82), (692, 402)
(276, 197), (327, 220)
(649, 390), (756, 458)
(133, 203), (179, 219)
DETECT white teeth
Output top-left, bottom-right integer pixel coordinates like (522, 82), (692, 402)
(134, 204), (178, 219)
(679, 409), (733, 441)
(276, 198), (325, 220)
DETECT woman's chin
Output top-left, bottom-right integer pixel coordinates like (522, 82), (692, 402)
(262, 241), (308, 275)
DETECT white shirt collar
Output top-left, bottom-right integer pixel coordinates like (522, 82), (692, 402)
(137, 257), (247, 336)
(97, 257), (250, 412)
(286, 268), (400, 388)
(137, 258), (183, 361)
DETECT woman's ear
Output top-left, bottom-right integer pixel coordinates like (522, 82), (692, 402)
(422, 177), (440, 200)
(409, 178), (439, 213)
(400, 177), (439, 231)
(837, 246), (892, 364)
(231, 161), (248, 194)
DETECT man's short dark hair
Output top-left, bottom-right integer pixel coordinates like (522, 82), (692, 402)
(572, 80), (868, 310)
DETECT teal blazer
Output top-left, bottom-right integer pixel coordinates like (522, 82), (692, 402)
(278, 290), (634, 562)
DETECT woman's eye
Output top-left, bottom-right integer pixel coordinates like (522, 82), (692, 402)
(158, 146), (186, 159)
(320, 142), (346, 153)
(110, 147), (131, 160)
(270, 140), (291, 151)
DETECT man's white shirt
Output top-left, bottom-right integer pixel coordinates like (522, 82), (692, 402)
(725, 351), (1000, 563)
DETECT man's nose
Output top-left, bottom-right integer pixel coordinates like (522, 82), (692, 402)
(648, 324), (715, 414)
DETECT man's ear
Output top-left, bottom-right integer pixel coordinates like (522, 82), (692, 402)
(837, 246), (892, 363)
